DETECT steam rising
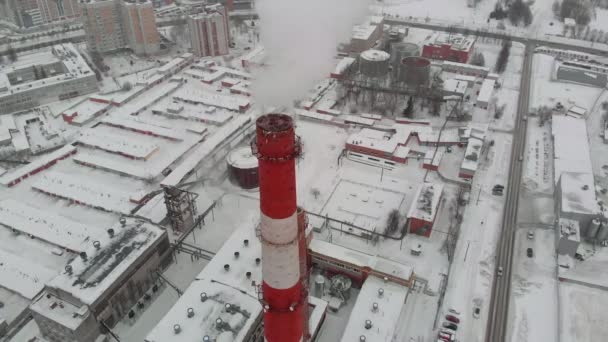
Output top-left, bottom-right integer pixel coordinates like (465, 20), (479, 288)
(252, 0), (370, 106)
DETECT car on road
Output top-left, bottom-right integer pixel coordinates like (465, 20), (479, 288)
(518, 155), (524, 162)
(473, 306), (481, 318)
(443, 322), (458, 330)
(527, 231), (534, 240)
(445, 314), (460, 324)
(438, 332), (455, 342)
(497, 266), (504, 276)
(448, 308), (461, 315)
(527, 247), (534, 258)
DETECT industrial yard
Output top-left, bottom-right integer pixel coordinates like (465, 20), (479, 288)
(1, 0), (608, 342)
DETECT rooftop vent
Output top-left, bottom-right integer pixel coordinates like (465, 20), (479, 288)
(65, 265), (73, 275)
(173, 324), (181, 334)
(383, 276), (388, 283)
(200, 292), (208, 302)
(215, 318), (223, 331)
(225, 303), (233, 314)
(224, 264), (230, 272)
(360, 336), (366, 342)
(93, 241), (101, 250)
(246, 271), (252, 279)
(234, 251), (240, 259)
(120, 217), (126, 227)
(80, 252), (88, 262)
(187, 307), (194, 318)
(378, 288), (384, 298)
(372, 302), (378, 312)
(255, 257), (261, 265)
(365, 320), (372, 329)
(107, 228), (114, 238)
(244, 239), (249, 246)
(203, 336), (211, 342)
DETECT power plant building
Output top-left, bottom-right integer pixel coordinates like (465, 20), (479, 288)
(422, 33), (475, 63)
(81, 0), (160, 55)
(349, 16), (384, 53)
(29, 217), (171, 342)
(0, 44), (98, 115)
(188, 4), (231, 57)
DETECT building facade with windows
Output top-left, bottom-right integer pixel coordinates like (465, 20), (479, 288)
(187, 4), (230, 57)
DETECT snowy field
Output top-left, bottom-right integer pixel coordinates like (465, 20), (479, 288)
(559, 282), (608, 342)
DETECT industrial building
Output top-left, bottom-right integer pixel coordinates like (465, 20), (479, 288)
(349, 16), (384, 53)
(556, 60), (608, 88)
(555, 172), (599, 235)
(556, 218), (581, 258)
(407, 183), (444, 237)
(422, 33), (475, 63)
(81, 0), (160, 55)
(0, 44), (98, 115)
(476, 78), (496, 109)
(29, 216), (170, 342)
(188, 4), (231, 57)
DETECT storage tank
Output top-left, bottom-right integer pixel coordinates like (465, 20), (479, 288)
(313, 275), (325, 298)
(587, 218), (601, 239)
(226, 146), (259, 189)
(359, 49), (391, 79)
(399, 56), (431, 88)
(391, 42), (419, 71)
(597, 222), (608, 241)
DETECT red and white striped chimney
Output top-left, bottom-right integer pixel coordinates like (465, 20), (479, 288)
(253, 114), (304, 342)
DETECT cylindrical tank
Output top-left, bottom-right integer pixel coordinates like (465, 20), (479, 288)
(227, 146), (259, 189)
(391, 42), (419, 71)
(359, 49), (390, 78)
(313, 275), (325, 298)
(597, 222), (608, 241)
(399, 56), (431, 88)
(587, 218), (601, 239)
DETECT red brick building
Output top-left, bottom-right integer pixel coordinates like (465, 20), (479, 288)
(422, 33), (475, 63)
(407, 183), (444, 237)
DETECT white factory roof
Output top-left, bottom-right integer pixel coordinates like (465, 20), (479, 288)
(134, 193), (167, 224)
(227, 146), (258, 169)
(461, 136), (483, 173)
(477, 79), (496, 104)
(0, 44), (94, 97)
(118, 82), (182, 116)
(63, 99), (110, 125)
(296, 109), (336, 123)
(211, 66), (252, 80)
(32, 170), (137, 214)
(47, 217), (165, 307)
(352, 16), (383, 41)
(145, 217), (262, 342)
(343, 115), (376, 126)
(551, 115), (593, 183)
(161, 115), (253, 187)
(559, 172), (599, 215)
(309, 239), (413, 282)
(101, 116), (183, 141)
(0, 145), (76, 186)
(340, 276), (408, 342)
(77, 129), (159, 159)
(158, 57), (185, 74)
(443, 79), (468, 95)
(347, 128), (398, 155)
(361, 49), (390, 62)
(0, 198), (105, 253)
(153, 101), (234, 125)
(407, 183), (444, 222)
(427, 32), (475, 51)
(30, 290), (92, 331)
(442, 60), (490, 73)
(0, 248), (56, 300)
(173, 89), (251, 112)
(423, 150), (443, 167)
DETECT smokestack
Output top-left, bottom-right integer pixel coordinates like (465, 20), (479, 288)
(253, 114), (304, 342)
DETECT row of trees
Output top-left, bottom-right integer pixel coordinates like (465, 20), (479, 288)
(490, 1), (533, 27)
(554, 0), (593, 26)
(495, 39), (512, 73)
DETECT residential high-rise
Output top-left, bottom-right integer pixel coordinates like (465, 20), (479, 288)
(187, 4), (230, 57)
(80, 0), (160, 56)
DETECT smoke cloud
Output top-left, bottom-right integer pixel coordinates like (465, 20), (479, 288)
(252, 0), (370, 106)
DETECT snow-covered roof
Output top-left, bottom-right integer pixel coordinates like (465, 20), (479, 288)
(442, 60), (490, 74)
(47, 217), (165, 306)
(407, 183), (444, 222)
(101, 116), (183, 141)
(361, 49), (390, 62)
(0, 248), (56, 299)
(32, 171), (137, 214)
(551, 115), (593, 183)
(461, 136), (483, 173)
(558, 218), (580, 242)
(145, 216), (262, 342)
(62, 100), (110, 125)
(227, 146), (258, 169)
(340, 276), (408, 342)
(0, 199), (105, 253)
(0, 115), (15, 143)
(77, 129), (159, 159)
(309, 239), (413, 283)
(30, 290), (92, 331)
(158, 57), (185, 74)
(332, 57), (356, 76)
(477, 79), (496, 104)
(567, 105), (587, 117)
(343, 115), (376, 126)
(211, 66), (252, 80)
(296, 109), (336, 123)
(347, 128), (398, 154)
(443, 79), (467, 95)
(426, 32), (475, 52)
(134, 193), (167, 224)
(423, 150), (443, 167)
(559, 172), (599, 215)
(0, 145), (76, 186)
(173, 89), (251, 112)
(153, 101), (234, 126)
(352, 20), (381, 41)
(117, 82), (182, 116)
(161, 115), (253, 187)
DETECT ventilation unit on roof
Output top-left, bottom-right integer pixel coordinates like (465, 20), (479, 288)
(360, 336), (366, 342)
(200, 292), (208, 302)
(173, 324), (181, 334)
(234, 251), (240, 259)
(244, 239), (249, 246)
(224, 264), (230, 271)
(364, 320), (372, 329)
(378, 288), (384, 298)
(93, 241), (101, 250)
(187, 307), (194, 318)
(372, 302), (378, 312)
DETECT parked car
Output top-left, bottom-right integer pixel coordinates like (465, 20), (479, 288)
(527, 231), (535, 240)
(448, 308), (461, 315)
(445, 314), (460, 324)
(497, 266), (503, 277)
(527, 247), (534, 258)
(443, 322), (458, 330)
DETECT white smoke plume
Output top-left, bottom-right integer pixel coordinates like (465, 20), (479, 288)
(252, 0), (370, 106)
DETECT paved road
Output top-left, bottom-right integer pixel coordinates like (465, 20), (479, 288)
(484, 43), (533, 342)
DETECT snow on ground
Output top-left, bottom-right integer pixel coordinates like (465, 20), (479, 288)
(509, 227), (558, 342)
(522, 117), (554, 194)
(559, 281), (608, 342)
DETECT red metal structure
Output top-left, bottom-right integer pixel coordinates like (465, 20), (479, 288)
(252, 114), (305, 342)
